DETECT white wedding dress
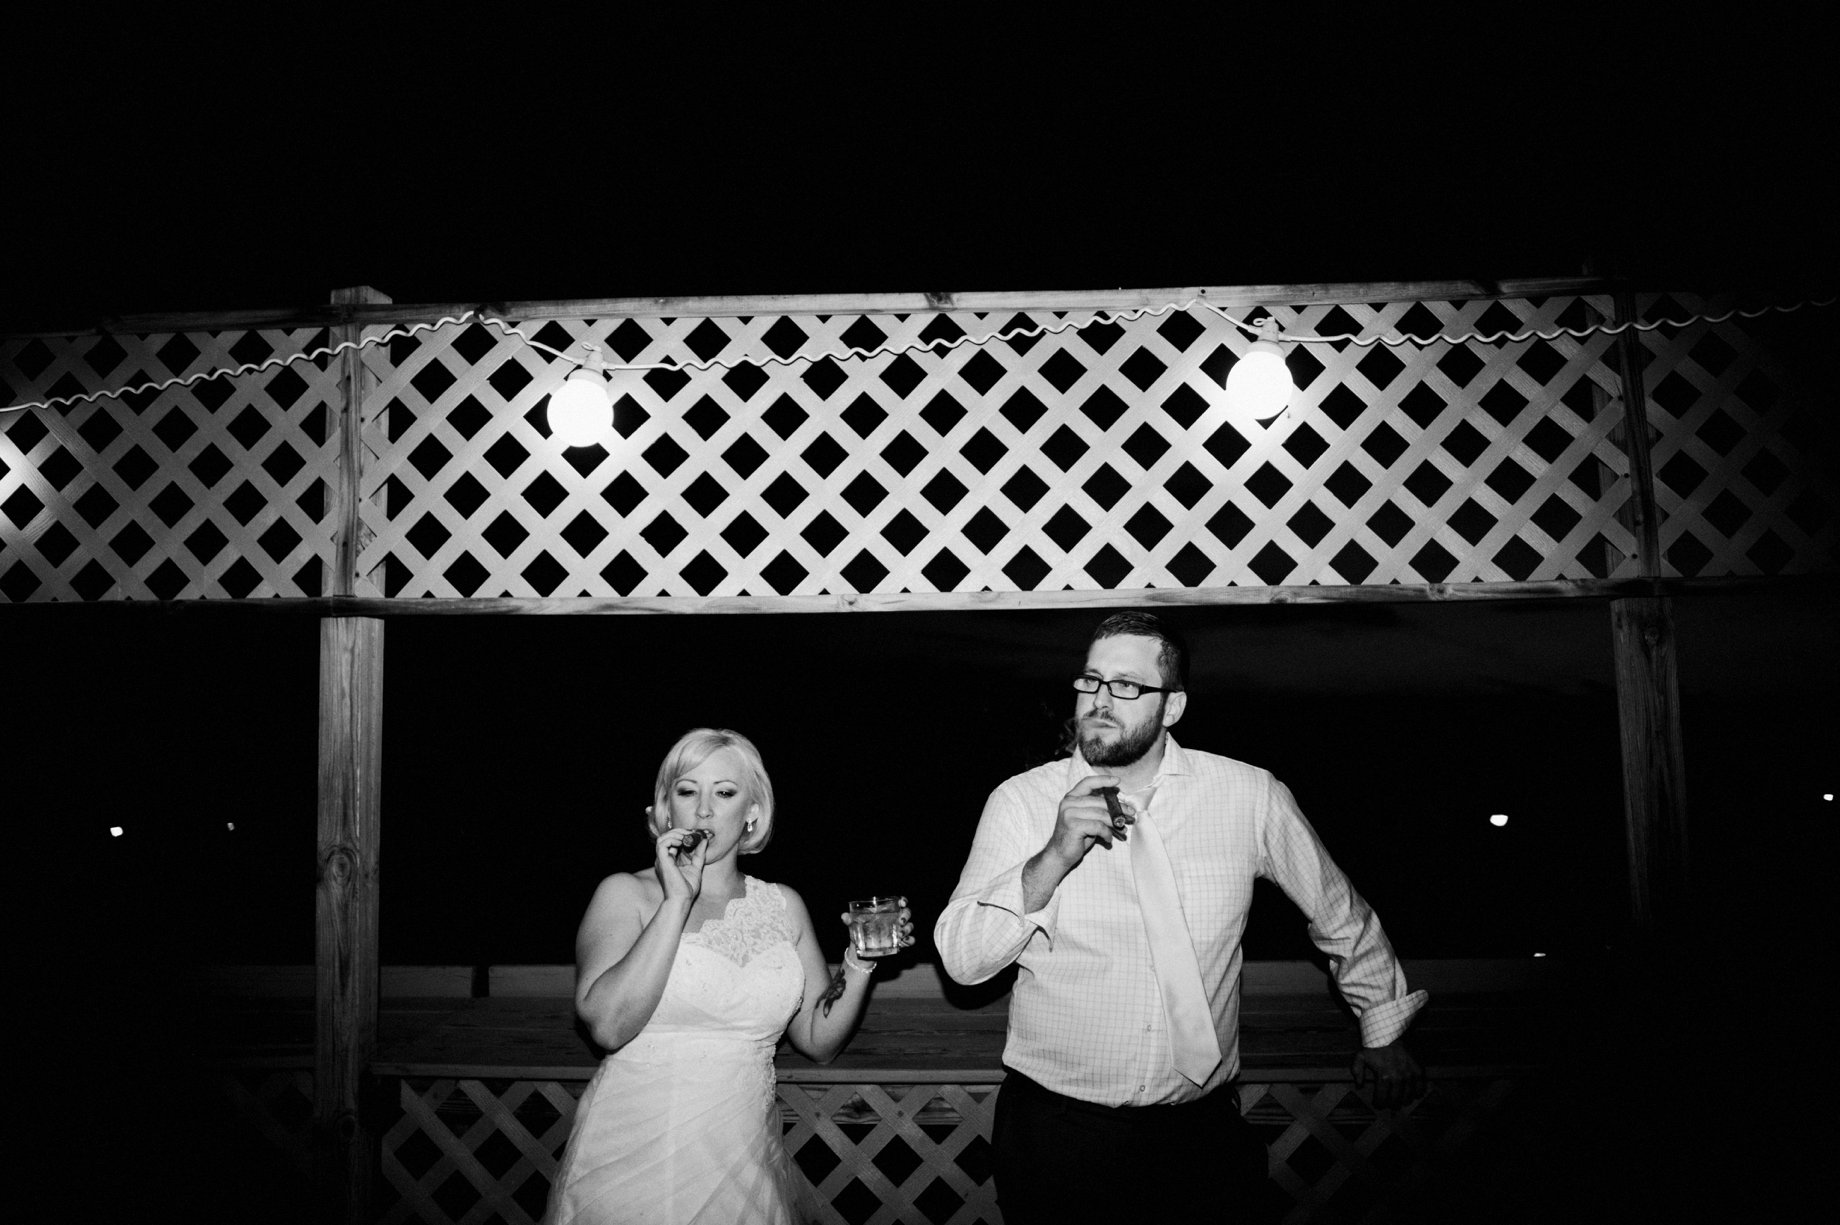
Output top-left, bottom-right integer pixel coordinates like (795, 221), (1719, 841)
(546, 877), (810, 1224)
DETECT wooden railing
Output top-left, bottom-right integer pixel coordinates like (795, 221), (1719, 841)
(196, 960), (1547, 1224)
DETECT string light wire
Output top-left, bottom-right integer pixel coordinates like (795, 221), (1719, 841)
(1258, 293), (1838, 348)
(2, 292), (1832, 417)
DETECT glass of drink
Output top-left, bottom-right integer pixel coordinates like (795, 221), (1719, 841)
(847, 897), (902, 958)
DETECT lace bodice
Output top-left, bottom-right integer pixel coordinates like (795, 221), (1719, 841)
(682, 876), (798, 967)
(621, 876), (806, 1057)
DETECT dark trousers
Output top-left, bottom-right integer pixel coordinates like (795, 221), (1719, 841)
(992, 1068), (1273, 1224)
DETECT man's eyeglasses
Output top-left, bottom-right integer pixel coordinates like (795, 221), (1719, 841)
(1072, 674), (1178, 701)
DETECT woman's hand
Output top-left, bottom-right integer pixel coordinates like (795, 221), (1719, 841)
(835, 896), (919, 956)
(654, 823), (708, 903)
(890, 896), (917, 952)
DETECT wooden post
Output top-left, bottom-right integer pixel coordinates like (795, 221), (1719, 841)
(316, 616), (384, 1221)
(1609, 291), (1663, 575)
(1611, 597), (1688, 926)
(327, 286), (391, 599)
(1579, 280), (1624, 581)
(1606, 290), (1690, 928)
(315, 287), (389, 1223)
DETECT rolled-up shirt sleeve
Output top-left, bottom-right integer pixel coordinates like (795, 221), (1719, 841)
(1258, 776), (1428, 1047)
(935, 779), (1060, 985)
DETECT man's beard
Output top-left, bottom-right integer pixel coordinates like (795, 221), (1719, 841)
(1077, 705), (1163, 767)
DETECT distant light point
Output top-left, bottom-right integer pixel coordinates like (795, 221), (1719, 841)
(109, 826), (124, 837)
(1824, 793), (1834, 802)
(1533, 952), (1546, 958)
(226, 822), (236, 831)
(1488, 813), (1509, 827)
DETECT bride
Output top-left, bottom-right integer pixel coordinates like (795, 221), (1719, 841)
(545, 728), (912, 1224)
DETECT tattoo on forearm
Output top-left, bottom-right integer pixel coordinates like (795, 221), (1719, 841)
(818, 966), (848, 1017)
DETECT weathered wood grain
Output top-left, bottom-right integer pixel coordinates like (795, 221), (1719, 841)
(314, 613), (384, 1223)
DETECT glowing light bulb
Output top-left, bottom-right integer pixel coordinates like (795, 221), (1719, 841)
(548, 367), (614, 447)
(1223, 316), (1293, 426)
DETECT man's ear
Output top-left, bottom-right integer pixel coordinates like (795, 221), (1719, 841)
(1162, 690), (1187, 729)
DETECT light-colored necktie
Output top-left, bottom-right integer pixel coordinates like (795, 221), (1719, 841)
(1127, 790), (1222, 1085)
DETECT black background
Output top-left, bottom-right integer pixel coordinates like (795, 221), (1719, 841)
(4, 12), (1834, 330)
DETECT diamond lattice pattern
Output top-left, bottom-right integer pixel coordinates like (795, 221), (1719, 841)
(351, 297), (1641, 598)
(369, 1072), (1517, 1225)
(6, 293), (1834, 602)
(1633, 294), (1838, 577)
(1, 327), (342, 599)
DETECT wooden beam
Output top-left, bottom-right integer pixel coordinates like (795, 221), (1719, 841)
(18, 276), (1626, 337)
(299, 581), (1644, 616)
(314, 614), (384, 1224)
(6, 574), (1833, 621)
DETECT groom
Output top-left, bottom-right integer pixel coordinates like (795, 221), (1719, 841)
(934, 611), (1426, 1221)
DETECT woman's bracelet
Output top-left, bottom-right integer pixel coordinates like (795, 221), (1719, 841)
(841, 950), (877, 976)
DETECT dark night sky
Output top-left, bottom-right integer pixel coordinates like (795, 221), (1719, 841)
(5, 13), (1834, 329)
(7, 14), (1836, 975)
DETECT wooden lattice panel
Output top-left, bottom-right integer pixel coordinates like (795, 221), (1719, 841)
(380, 1077), (580, 1225)
(216, 1065), (316, 1180)
(1630, 294), (1839, 577)
(778, 1083), (1000, 1225)
(0, 327), (342, 599)
(1246, 1077), (1518, 1225)
(353, 297), (1639, 599)
(375, 1076), (1003, 1225)
(9, 288), (1834, 604)
(369, 1072), (1521, 1225)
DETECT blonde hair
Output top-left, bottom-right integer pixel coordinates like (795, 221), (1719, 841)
(646, 728), (776, 854)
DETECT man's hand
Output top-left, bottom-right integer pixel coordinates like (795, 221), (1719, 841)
(1020, 775), (1132, 912)
(1048, 774), (1131, 861)
(1352, 1039), (1425, 1109)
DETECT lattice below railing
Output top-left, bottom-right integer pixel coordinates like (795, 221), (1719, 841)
(218, 1064), (316, 1183)
(5, 289), (1834, 602)
(1247, 1077), (1519, 1224)
(356, 1072), (1519, 1225)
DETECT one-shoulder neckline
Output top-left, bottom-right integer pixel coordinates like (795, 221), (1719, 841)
(683, 875), (761, 937)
